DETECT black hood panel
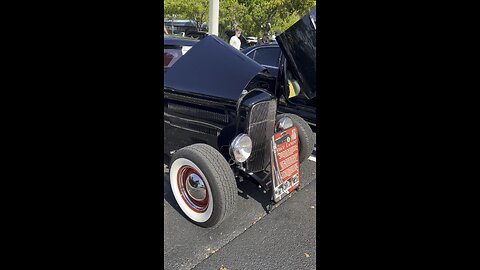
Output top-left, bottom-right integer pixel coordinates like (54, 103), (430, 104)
(276, 6), (316, 99)
(164, 35), (266, 101)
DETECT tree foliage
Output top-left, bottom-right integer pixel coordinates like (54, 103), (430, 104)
(164, 0), (209, 31)
(164, 0), (315, 39)
(240, 0), (315, 37)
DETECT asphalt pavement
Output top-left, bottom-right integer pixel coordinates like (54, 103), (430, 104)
(193, 181), (317, 270)
(164, 134), (316, 270)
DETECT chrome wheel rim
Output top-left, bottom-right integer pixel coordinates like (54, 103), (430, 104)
(177, 166), (209, 213)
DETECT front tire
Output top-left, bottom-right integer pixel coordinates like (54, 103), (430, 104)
(277, 113), (315, 164)
(169, 144), (237, 228)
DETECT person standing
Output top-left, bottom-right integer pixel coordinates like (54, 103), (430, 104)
(229, 28), (242, 50)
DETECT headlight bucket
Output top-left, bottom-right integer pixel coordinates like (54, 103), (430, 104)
(229, 134), (252, 163)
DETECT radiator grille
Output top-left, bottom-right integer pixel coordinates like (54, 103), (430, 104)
(245, 100), (277, 172)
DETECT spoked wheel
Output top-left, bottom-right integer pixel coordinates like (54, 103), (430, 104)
(170, 144), (237, 228)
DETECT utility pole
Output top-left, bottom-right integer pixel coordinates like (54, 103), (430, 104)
(171, 14), (176, 35)
(208, 0), (219, 36)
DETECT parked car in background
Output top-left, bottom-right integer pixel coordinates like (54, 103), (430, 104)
(245, 36), (258, 47)
(185, 30), (208, 40)
(242, 44), (281, 75)
(164, 35), (199, 72)
(164, 19), (207, 35)
(242, 44), (316, 131)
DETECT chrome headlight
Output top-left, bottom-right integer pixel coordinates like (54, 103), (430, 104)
(229, 134), (252, 163)
(276, 116), (293, 131)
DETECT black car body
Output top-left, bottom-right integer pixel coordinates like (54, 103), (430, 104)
(164, 35), (316, 130)
(164, 7), (316, 227)
(165, 6), (315, 171)
(164, 35), (275, 169)
(242, 43), (316, 130)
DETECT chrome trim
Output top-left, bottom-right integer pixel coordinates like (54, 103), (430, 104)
(310, 15), (316, 30)
(178, 167), (208, 212)
(245, 99), (277, 172)
(185, 173), (207, 202)
(262, 64), (279, 69)
(229, 134), (252, 162)
(277, 116), (293, 131)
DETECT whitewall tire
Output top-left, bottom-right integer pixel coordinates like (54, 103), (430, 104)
(169, 144), (237, 228)
(170, 158), (214, 223)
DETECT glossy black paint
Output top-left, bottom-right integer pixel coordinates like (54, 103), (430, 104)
(164, 88), (275, 162)
(164, 90), (236, 157)
(165, 35), (267, 102)
(241, 44), (316, 128)
(276, 6), (316, 99)
(163, 6), (317, 178)
(277, 96), (317, 129)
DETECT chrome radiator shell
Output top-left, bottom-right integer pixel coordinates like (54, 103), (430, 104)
(245, 100), (277, 172)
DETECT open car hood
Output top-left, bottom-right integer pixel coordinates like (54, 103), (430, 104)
(164, 35), (266, 101)
(276, 6), (316, 99)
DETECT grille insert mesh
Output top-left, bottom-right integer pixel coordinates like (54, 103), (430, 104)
(245, 100), (277, 172)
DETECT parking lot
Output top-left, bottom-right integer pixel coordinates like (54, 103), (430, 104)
(164, 134), (316, 270)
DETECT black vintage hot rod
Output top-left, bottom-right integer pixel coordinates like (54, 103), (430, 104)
(164, 7), (316, 227)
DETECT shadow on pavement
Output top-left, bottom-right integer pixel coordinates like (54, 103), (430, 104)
(236, 179), (272, 212)
(163, 157), (316, 270)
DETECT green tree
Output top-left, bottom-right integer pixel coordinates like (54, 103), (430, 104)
(219, 0), (247, 30)
(165, 0), (315, 39)
(183, 0), (209, 30)
(218, 0), (248, 39)
(164, 0), (209, 31)
(239, 0), (315, 37)
(164, 0), (184, 20)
